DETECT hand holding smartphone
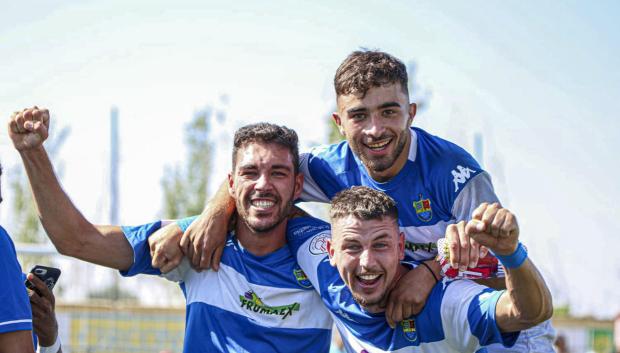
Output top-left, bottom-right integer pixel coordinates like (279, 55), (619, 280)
(25, 265), (61, 295)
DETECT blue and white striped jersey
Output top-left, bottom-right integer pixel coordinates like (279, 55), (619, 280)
(300, 127), (499, 261)
(121, 220), (332, 353)
(286, 217), (519, 353)
(0, 226), (32, 335)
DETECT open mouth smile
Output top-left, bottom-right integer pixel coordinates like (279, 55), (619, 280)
(364, 138), (392, 151)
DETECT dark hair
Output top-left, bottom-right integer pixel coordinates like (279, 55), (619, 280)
(330, 186), (398, 222)
(334, 50), (409, 98)
(232, 123), (300, 173)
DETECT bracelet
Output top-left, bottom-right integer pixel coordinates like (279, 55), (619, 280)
(419, 261), (440, 283)
(39, 335), (62, 353)
(494, 243), (528, 269)
(176, 215), (199, 232)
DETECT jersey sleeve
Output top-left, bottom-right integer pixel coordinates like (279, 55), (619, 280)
(119, 221), (163, 277)
(440, 280), (519, 351)
(286, 217), (332, 291)
(451, 172), (500, 222)
(299, 142), (353, 203)
(0, 229), (32, 334)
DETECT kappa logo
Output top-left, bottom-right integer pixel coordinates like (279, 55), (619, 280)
(309, 232), (330, 255)
(451, 165), (476, 192)
(401, 319), (417, 341)
(239, 290), (300, 320)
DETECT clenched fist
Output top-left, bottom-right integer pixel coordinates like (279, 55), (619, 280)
(8, 106), (50, 151)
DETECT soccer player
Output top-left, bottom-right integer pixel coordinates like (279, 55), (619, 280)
(176, 50), (555, 351)
(0, 162), (62, 353)
(0, 166), (36, 353)
(8, 107), (332, 353)
(287, 186), (552, 352)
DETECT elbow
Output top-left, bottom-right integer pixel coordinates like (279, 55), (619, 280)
(53, 236), (87, 258)
(514, 294), (554, 329)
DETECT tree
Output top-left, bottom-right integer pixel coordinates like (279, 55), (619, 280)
(161, 102), (226, 219)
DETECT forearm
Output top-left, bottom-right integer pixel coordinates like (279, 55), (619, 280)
(19, 147), (132, 269)
(496, 258), (553, 332)
(203, 180), (235, 220)
(0, 331), (36, 353)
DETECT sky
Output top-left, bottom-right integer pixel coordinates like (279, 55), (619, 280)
(1, 0), (619, 318)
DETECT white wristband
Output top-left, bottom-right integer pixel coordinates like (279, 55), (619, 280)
(39, 336), (61, 353)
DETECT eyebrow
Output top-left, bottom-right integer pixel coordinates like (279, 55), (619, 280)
(346, 107), (368, 114)
(378, 102), (401, 110)
(346, 102), (401, 115)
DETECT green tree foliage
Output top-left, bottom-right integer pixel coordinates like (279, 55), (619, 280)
(324, 59), (431, 144)
(161, 105), (223, 218)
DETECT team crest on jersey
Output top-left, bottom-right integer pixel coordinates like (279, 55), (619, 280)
(309, 232), (330, 255)
(293, 265), (313, 288)
(239, 290), (300, 319)
(401, 319), (417, 341)
(413, 194), (432, 222)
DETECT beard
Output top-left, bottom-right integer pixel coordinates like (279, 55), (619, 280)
(351, 290), (387, 309)
(237, 190), (295, 234)
(350, 128), (409, 173)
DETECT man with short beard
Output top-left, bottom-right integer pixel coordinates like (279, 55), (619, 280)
(8, 108), (332, 353)
(177, 50), (555, 352)
(286, 186), (552, 353)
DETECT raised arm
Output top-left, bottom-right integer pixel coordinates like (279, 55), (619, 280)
(8, 107), (133, 270)
(453, 203), (553, 332)
(177, 180), (235, 270)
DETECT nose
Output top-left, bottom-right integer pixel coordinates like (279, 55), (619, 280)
(359, 248), (377, 269)
(363, 114), (385, 139)
(255, 172), (273, 191)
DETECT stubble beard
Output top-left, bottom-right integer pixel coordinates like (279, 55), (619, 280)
(352, 129), (409, 174)
(238, 192), (295, 234)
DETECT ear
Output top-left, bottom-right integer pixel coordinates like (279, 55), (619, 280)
(407, 103), (417, 126)
(332, 113), (345, 136)
(227, 172), (235, 197)
(398, 232), (405, 260)
(293, 172), (304, 200)
(327, 239), (337, 267)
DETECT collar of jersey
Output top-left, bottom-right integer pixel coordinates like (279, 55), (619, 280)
(228, 231), (291, 264)
(351, 128), (418, 191)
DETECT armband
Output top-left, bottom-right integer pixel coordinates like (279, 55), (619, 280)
(39, 336), (62, 353)
(176, 215), (199, 232)
(493, 242), (528, 269)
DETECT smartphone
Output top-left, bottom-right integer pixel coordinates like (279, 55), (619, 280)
(25, 265), (61, 294)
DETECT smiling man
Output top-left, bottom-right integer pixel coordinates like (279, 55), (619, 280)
(8, 108), (332, 353)
(287, 186), (552, 352)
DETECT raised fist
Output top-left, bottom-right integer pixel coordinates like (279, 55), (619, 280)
(8, 106), (50, 151)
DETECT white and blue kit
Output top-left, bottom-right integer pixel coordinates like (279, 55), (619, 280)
(299, 127), (554, 352)
(287, 217), (519, 353)
(120, 218), (332, 353)
(301, 127), (498, 262)
(0, 226), (33, 335)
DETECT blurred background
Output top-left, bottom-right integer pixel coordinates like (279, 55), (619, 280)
(1, 1), (619, 352)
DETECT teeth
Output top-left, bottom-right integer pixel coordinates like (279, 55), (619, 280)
(252, 200), (275, 208)
(367, 139), (390, 149)
(358, 274), (380, 281)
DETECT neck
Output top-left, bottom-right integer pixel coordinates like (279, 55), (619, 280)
(367, 134), (411, 183)
(235, 219), (288, 257)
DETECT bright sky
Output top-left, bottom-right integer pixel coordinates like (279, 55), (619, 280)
(1, 0), (618, 318)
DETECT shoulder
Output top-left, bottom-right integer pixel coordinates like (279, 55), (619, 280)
(302, 141), (353, 174)
(415, 128), (481, 174)
(414, 128), (484, 198)
(287, 217), (330, 239)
